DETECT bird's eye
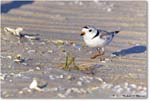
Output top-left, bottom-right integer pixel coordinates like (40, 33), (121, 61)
(89, 29), (92, 32)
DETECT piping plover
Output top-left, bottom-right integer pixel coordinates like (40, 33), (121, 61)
(80, 25), (119, 59)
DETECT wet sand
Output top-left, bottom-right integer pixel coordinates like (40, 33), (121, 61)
(1, 1), (147, 99)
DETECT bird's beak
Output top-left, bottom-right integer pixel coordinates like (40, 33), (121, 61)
(80, 32), (86, 36)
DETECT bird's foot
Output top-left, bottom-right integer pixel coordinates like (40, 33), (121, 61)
(99, 56), (105, 61)
(90, 52), (104, 59)
(90, 54), (101, 59)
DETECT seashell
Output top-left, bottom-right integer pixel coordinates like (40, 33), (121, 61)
(29, 78), (42, 92)
(129, 84), (137, 89)
(57, 93), (66, 98)
(77, 81), (83, 86)
(65, 88), (72, 96)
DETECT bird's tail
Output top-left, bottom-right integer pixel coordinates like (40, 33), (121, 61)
(113, 31), (120, 34)
(111, 31), (120, 38)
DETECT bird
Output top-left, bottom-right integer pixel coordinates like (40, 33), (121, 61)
(80, 25), (119, 60)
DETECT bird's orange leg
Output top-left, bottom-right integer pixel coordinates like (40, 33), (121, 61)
(90, 48), (105, 59)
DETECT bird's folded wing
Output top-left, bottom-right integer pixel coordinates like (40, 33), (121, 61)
(99, 31), (110, 39)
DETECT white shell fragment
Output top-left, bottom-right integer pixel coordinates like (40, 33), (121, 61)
(77, 81), (83, 86)
(4, 27), (23, 36)
(29, 78), (43, 92)
(57, 93), (66, 98)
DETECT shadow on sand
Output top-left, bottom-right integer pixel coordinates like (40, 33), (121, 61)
(1, 1), (34, 13)
(112, 45), (146, 56)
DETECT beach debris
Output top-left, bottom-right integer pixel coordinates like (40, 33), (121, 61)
(29, 78), (42, 92)
(29, 78), (47, 92)
(3, 27), (39, 40)
(7, 56), (12, 59)
(48, 50), (53, 53)
(52, 40), (65, 45)
(107, 7), (112, 12)
(4, 27), (23, 36)
(18, 90), (24, 94)
(14, 54), (25, 63)
(57, 93), (66, 98)
(27, 50), (36, 54)
(77, 81), (83, 86)
(67, 75), (75, 81)
(0, 73), (6, 80)
(49, 75), (55, 80)
(129, 84), (137, 89)
(59, 75), (64, 79)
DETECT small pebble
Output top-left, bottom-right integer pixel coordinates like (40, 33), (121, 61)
(7, 56), (12, 59)
(57, 93), (66, 98)
(49, 75), (55, 80)
(101, 60), (106, 63)
(18, 91), (23, 94)
(90, 86), (99, 91)
(107, 8), (112, 12)
(48, 50), (53, 53)
(9, 79), (13, 82)
(129, 84), (137, 89)
(67, 75), (75, 80)
(95, 77), (103, 82)
(80, 88), (87, 94)
(36, 67), (41, 70)
(28, 50), (35, 53)
(116, 88), (123, 94)
(71, 88), (81, 93)
(113, 85), (121, 89)
(77, 81), (83, 86)
(65, 88), (72, 96)
(59, 75), (64, 79)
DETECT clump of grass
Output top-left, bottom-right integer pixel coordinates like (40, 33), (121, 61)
(63, 53), (79, 70)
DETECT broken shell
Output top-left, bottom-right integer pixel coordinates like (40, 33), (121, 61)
(101, 60), (106, 63)
(90, 86), (99, 91)
(48, 50), (53, 53)
(57, 93), (66, 98)
(18, 91), (23, 94)
(77, 81), (83, 86)
(65, 88), (72, 96)
(0, 74), (6, 80)
(49, 75), (55, 80)
(52, 40), (64, 45)
(95, 77), (103, 82)
(36, 67), (41, 70)
(7, 56), (12, 59)
(71, 88), (81, 93)
(67, 75), (75, 80)
(80, 88), (87, 94)
(59, 75), (64, 79)
(129, 84), (137, 89)
(29, 78), (42, 92)
(28, 50), (36, 53)
(116, 88), (123, 94)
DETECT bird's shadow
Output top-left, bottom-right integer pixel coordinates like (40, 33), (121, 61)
(1, 1), (34, 13)
(112, 45), (147, 56)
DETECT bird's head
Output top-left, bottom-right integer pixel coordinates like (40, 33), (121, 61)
(80, 25), (98, 39)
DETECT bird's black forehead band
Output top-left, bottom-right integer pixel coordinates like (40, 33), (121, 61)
(83, 26), (88, 29)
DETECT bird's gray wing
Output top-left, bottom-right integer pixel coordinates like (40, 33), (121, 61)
(99, 31), (111, 40)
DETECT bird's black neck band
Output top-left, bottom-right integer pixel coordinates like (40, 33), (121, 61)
(92, 30), (99, 39)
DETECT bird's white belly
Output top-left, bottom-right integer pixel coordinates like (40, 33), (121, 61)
(84, 37), (107, 48)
